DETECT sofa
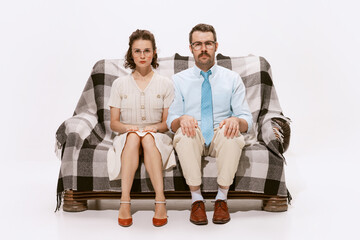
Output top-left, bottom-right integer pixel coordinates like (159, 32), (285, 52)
(55, 53), (291, 212)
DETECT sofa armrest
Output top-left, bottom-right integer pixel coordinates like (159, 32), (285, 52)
(258, 116), (291, 158)
(55, 112), (98, 159)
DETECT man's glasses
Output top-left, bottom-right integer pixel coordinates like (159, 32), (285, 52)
(133, 48), (153, 57)
(191, 41), (216, 51)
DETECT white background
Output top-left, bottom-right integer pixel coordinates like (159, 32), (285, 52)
(1, 0), (359, 239)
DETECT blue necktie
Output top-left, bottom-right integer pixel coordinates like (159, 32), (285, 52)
(200, 70), (213, 146)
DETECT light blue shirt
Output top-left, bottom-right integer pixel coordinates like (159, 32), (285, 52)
(167, 64), (253, 133)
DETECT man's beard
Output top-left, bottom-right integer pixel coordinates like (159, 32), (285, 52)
(196, 52), (214, 69)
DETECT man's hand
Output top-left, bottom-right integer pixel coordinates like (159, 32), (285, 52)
(179, 115), (198, 137)
(219, 117), (240, 139)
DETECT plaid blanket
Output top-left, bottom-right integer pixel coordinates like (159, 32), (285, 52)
(55, 53), (291, 210)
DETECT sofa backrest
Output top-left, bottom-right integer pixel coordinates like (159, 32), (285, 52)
(74, 53), (284, 143)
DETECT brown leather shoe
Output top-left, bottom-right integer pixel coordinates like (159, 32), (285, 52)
(212, 200), (230, 224)
(190, 200), (208, 225)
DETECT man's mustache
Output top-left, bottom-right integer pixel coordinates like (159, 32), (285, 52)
(199, 52), (210, 58)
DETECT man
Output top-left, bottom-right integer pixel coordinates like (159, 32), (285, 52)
(166, 23), (253, 225)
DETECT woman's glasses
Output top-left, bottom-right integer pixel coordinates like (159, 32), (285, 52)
(133, 48), (153, 57)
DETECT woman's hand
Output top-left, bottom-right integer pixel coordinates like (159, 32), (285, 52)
(143, 125), (158, 133)
(124, 125), (139, 132)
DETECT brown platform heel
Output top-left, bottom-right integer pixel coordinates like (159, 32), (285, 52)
(152, 201), (168, 227)
(118, 201), (132, 227)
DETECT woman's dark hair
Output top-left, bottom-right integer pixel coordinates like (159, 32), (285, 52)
(124, 29), (159, 69)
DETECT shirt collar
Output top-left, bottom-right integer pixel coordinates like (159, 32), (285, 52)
(193, 63), (218, 78)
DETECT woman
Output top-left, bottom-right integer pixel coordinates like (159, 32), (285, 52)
(107, 29), (175, 227)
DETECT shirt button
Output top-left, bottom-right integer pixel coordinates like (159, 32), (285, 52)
(141, 105), (145, 109)
(124, 95), (127, 99)
(157, 94), (161, 98)
(142, 117), (146, 121)
(141, 92), (145, 96)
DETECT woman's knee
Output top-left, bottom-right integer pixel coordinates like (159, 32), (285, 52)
(124, 133), (141, 150)
(141, 133), (156, 150)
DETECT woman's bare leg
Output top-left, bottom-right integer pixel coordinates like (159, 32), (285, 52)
(141, 134), (167, 219)
(119, 133), (141, 219)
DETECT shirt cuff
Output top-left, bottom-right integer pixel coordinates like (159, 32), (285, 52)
(245, 118), (253, 133)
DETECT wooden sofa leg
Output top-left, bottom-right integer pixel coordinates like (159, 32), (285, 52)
(262, 197), (288, 212)
(63, 190), (88, 212)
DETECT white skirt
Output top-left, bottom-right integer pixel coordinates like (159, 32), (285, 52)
(107, 131), (176, 181)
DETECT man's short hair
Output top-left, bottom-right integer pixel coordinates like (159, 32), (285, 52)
(189, 23), (217, 44)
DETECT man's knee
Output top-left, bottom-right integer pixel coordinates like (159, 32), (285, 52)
(216, 127), (245, 148)
(173, 128), (202, 147)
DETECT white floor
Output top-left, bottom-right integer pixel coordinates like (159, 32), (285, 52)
(1, 147), (359, 240)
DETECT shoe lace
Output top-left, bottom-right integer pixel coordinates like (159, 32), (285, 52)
(212, 200), (227, 210)
(193, 200), (205, 210)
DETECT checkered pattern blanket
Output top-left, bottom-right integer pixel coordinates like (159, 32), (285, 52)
(55, 54), (291, 210)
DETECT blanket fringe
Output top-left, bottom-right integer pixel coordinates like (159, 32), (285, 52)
(287, 189), (292, 205)
(55, 191), (63, 212)
(54, 139), (63, 160)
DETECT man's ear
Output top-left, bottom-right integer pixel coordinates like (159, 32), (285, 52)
(189, 44), (193, 54)
(215, 42), (219, 52)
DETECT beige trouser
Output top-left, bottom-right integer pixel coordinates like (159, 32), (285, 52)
(173, 127), (245, 187)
